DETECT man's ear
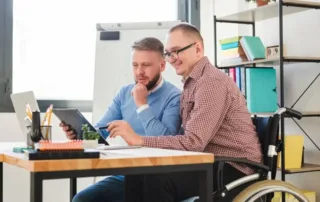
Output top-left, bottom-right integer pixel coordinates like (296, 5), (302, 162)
(196, 43), (202, 54)
(160, 60), (166, 72)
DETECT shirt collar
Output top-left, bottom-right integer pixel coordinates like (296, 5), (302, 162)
(182, 56), (209, 84)
(149, 77), (164, 94)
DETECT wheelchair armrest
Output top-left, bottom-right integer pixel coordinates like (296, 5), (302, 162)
(215, 156), (270, 172)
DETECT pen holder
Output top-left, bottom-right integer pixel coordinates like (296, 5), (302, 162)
(26, 125), (52, 148)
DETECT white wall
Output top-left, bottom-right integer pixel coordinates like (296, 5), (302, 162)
(214, 0), (320, 199)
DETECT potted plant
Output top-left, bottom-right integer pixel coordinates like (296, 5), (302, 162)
(245, 0), (276, 7)
(81, 124), (100, 148)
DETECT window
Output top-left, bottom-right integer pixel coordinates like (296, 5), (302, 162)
(0, 0), (13, 112)
(11, 0), (178, 106)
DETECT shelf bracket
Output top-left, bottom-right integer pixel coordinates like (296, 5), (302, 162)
(291, 72), (320, 108)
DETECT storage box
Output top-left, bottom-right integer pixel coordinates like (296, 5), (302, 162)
(277, 135), (304, 169)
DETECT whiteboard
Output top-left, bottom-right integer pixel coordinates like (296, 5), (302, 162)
(92, 21), (183, 125)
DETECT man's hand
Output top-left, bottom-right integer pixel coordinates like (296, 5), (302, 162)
(108, 120), (143, 146)
(131, 83), (148, 107)
(59, 121), (77, 140)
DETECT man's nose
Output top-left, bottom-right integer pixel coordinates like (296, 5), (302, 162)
(168, 57), (176, 64)
(136, 66), (145, 74)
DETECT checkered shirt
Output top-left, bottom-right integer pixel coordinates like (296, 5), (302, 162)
(142, 56), (263, 175)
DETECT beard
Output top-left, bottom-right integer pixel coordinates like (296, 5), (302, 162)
(135, 73), (161, 90)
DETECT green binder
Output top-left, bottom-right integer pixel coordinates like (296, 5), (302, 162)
(240, 36), (266, 60)
(246, 68), (278, 113)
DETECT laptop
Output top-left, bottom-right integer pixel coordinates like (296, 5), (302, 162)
(10, 91), (40, 144)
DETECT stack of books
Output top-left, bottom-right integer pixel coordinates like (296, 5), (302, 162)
(219, 36), (248, 66)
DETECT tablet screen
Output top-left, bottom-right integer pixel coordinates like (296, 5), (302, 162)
(53, 108), (98, 140)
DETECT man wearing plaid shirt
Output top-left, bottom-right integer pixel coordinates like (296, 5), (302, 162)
(107, 23), (263, 202)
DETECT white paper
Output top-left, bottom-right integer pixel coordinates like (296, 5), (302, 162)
(106, 136), (128, 146)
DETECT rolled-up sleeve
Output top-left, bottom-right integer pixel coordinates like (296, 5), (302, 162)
(143, 77), (231, 152)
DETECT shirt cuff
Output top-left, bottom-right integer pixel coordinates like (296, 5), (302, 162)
(142, 136), (159, 147)
(136, 104), (149, 114)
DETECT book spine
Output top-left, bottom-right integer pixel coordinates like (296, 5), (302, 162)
(236, 67), (241, 90)
(245, 68), (251, 112)
(229, 68), (236, 82)
(240, 38), (253, 61)
(221, 42), (240, 50)
(241, 68), (246, 97)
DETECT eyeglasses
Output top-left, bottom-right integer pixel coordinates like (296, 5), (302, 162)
(163, 42), (196, 62)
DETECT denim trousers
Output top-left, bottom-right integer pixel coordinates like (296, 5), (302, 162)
(72, 175), (124, 202)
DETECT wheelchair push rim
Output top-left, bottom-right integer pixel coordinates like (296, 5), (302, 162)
(232, 180), (310, 202)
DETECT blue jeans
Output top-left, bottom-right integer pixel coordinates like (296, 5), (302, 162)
(72, 175), (124, 202)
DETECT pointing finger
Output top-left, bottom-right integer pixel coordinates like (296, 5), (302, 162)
(107, 123), (115, 132)
(109, 127), (121, 138)
(107, 120), (121, 132)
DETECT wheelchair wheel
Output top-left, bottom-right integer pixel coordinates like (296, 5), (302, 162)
(233, 180), (309, 202)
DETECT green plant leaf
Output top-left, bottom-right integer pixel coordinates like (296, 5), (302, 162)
(81, 124), (100, 140)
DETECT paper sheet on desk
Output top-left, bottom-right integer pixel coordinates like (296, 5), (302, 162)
(100, 147), (206, 157)
(106, 136), (128, 146)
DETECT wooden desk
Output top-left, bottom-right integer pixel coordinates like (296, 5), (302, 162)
(0, 142), (214, 202)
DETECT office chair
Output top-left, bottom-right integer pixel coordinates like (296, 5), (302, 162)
(182, 107), (310, 202)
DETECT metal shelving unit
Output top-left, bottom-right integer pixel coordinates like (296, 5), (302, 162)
(213, 0), (320, 201)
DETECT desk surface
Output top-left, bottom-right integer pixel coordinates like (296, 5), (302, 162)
(0, 142), (214, 172)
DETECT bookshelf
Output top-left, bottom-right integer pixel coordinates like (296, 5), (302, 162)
(285, 163), (320, 174)
(213, 0), (320, 201)
(218, 56), (320, 69)
(215, 0), (319, 23)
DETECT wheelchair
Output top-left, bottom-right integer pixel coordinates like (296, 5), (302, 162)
(183, 107), (310, 202)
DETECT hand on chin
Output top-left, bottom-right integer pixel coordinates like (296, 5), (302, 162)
(131, 83), (148, 107)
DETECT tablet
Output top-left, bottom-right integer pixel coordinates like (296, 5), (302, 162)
(52, 108), (103, 141)
(53, 108), (129, 146)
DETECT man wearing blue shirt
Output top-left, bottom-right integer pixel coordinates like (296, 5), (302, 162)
(60, 37), (181, 202)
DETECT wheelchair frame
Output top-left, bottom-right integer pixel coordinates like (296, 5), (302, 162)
(183, 107), (309, 202)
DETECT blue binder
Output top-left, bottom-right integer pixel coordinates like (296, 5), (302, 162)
(246, 68), (278, 113)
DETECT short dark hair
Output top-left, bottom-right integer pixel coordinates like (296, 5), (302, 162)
(131, 37), (164, 56)
(169, 23), (203, 44)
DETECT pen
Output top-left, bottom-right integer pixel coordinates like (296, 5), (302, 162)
(45, 104), (53, 140)
(26, 104), (32, 120)
(96, 126), (108, 130)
